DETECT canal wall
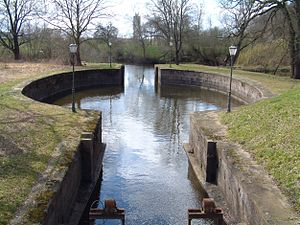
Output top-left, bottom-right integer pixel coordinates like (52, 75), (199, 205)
(155, 67), (299, 224)
(42, 129), (105, 225)
(155, 67), (266, 104)
(185, 112), (300, 225)
(19, 67), (124, 225)
(22, 67), (125, 102)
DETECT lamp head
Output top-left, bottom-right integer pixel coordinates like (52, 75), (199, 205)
(229, 45), (237, 56)
(69, 44), (77, 54)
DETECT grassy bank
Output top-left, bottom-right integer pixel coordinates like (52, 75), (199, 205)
(0, 62), (119, 224)
(162, 63), (300, 212)
(221, 86), (300, 211)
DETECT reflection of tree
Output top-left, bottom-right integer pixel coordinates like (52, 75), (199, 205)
(169, 99), (181, 154)
(153, 97), (186, 158)
(158, 85), (242, 108)
(109, 95), (113, 125)
(139, 65), (145, 88)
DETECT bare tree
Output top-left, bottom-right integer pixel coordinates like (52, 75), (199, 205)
(279, 0), (300, 79)
(0, 0), (36, 60)
(147, 0), (192, 64)
(133, 13), (147, 61)
(220, 0), (278, 64)
(94, 22), (118, 46)
(43, 0), (109, 65)
(221, 0), (300, 79)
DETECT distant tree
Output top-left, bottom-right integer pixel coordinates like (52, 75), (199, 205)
(220, 0), (278, 64)
(186, 26), (229, 65)
(278, 1), (300, 79)
(0, 0), (37, 60)
(43, 0), (109, 65)
(94, 22), (118, 46)
(221, 0), (300, 79)
(23, 25), (69, 61)
(133, 13), (147, 61)
(147, 0), (193, 64)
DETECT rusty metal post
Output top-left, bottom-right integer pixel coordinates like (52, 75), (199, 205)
(188, 198), (224, 225)
(89, 199), (125, 224)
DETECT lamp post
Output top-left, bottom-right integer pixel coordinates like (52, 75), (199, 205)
(69, 43), (77, 113)
(108, 41), (112, 68)
(227, 45), (238, 113)
(169, 40), (173, 68)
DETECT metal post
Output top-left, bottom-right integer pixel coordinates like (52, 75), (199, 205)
(169, 42), (172, 68)
(72, 53), (76, 112)
(227, 55), (233, 113)
(109, 44), (112, 68)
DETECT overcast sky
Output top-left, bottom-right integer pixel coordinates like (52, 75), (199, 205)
(105, 0), (222, 37)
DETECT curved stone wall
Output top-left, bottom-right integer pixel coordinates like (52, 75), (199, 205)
(155, 68), (267, 103)
(19, 67), (124, 225)
(22, 67), (124, 102)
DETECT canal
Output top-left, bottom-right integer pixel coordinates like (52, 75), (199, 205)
(53, 65), (240, 225)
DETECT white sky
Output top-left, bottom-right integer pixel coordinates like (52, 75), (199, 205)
(105, 0), (222, 37)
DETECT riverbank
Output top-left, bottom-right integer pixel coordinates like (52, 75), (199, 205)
(158, 64), (300, 220)
(0, 62), (120, 224)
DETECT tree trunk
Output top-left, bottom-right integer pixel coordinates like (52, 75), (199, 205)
(288, 37), (296, 77)
(13, 36), (21, 60)
(294, 59), (300, 79)
(293, 1), (300, 79)
(175, 49), (179, 65)
(282, 4), (296, 78)
(75, 43), (82, 66)
(294, 34), (300, 79)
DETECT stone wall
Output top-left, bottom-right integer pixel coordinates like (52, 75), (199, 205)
(22, 67), (125, 102)
(42, 127), (105, 225)
(155, 68), (265, 104)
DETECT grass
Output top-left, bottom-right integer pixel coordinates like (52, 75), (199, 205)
(0, 62), (120, 224)
(221, 87), (300, 211)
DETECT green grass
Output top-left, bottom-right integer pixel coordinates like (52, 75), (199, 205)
(221, 86), (300, 211)
(82, 62), (121, 69)
(0, 63), (118, 224)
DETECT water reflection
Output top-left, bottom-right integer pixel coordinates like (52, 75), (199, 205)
(53, 65), (240, 225)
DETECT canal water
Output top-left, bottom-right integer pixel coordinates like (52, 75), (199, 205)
(53, 65), (240, 225)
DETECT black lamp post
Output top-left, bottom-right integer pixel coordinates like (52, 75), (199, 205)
(109, 41), (112, 68)
(69, 43), (77, 113)
(227, 45), (237, 113)
(169, 40), (173, 68)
